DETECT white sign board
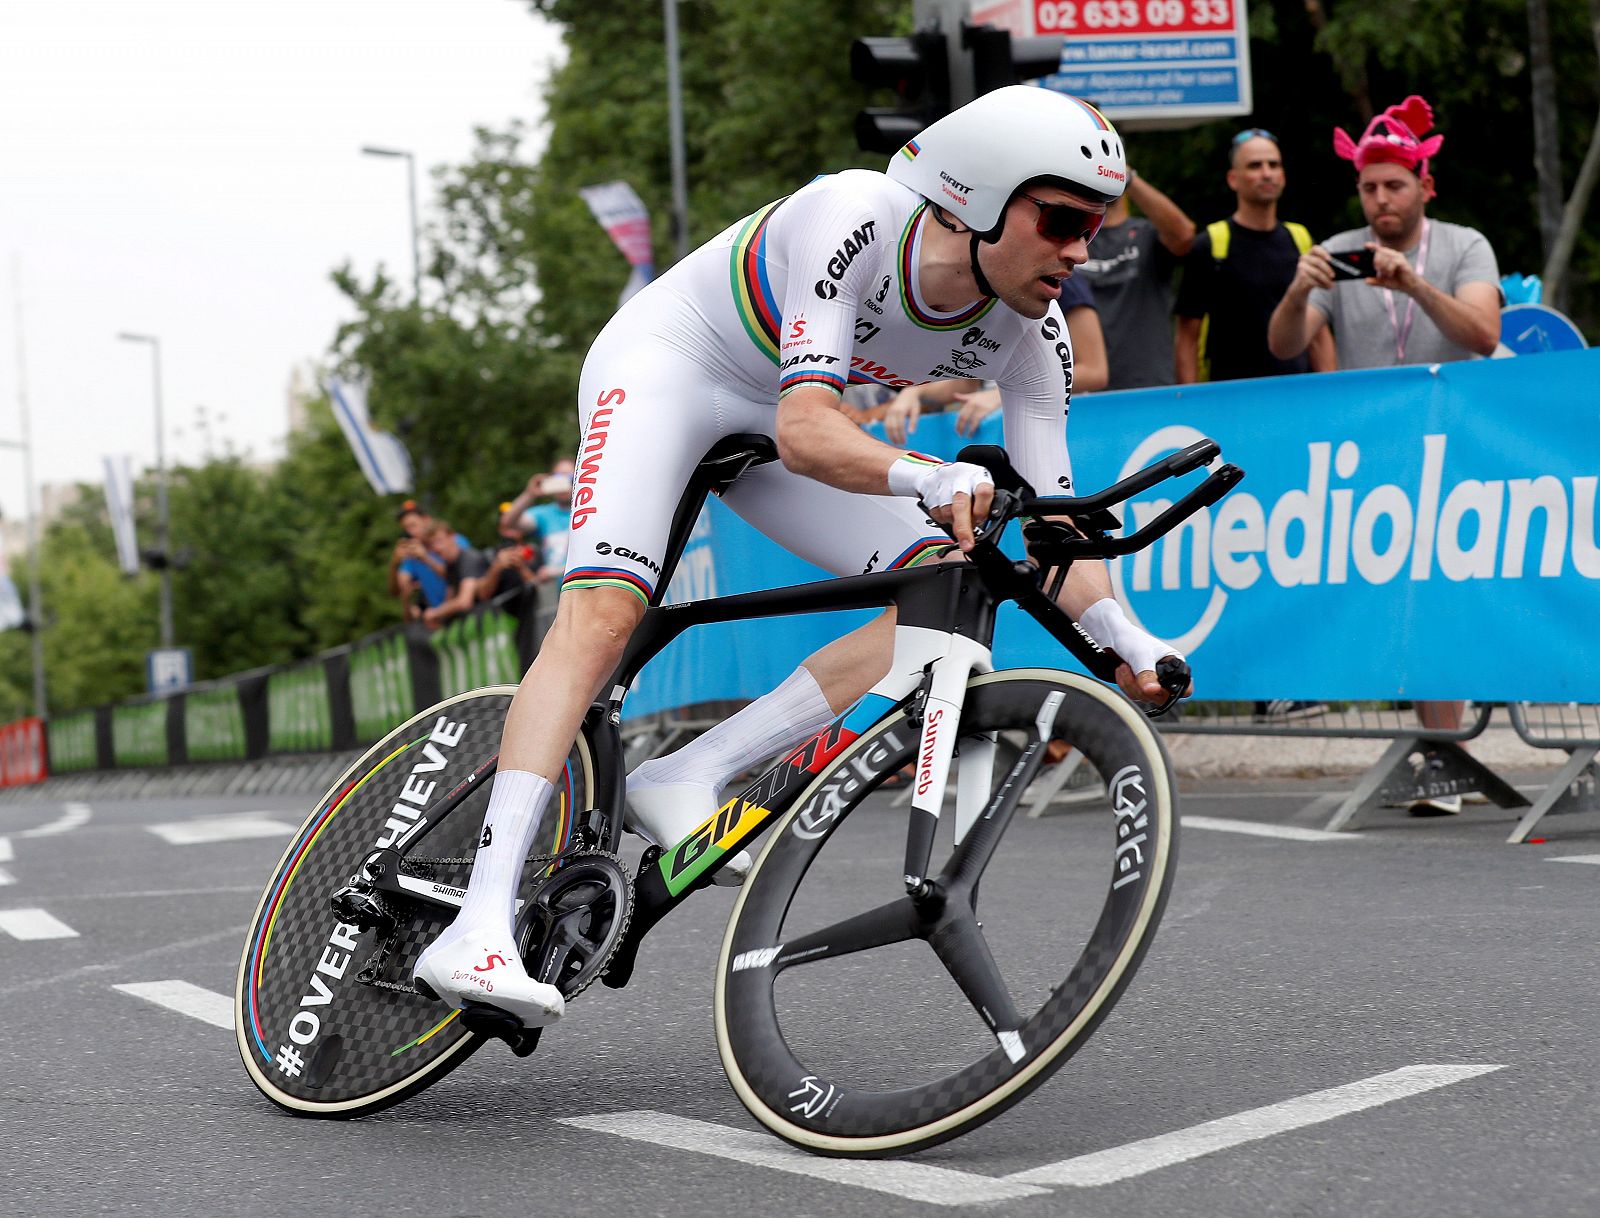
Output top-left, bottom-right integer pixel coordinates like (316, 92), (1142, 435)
(1025, 0), (1254, 124)
(147, 647), (193, 693)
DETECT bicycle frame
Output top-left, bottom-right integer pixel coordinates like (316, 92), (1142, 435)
(588, 539), (1124, 987)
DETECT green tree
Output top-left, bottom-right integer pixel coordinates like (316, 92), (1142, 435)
(166, 456), (303, 679)
(265, 392), (413, 647)
(0, 489), (159, 716)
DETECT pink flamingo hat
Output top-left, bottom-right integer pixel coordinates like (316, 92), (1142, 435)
(1333, 95), (1444, 181)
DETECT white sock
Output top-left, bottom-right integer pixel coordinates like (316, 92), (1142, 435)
(453, 768), (552, 936)
(630, 666), (835, 791)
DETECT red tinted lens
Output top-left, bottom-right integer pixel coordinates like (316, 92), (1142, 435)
(1035, 203), (1103, 244)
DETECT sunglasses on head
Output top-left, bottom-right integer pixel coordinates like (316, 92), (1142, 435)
(1018, 193), (1105, 245)
(1232, 127), (1278, 146)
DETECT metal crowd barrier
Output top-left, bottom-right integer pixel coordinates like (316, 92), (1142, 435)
(1504, 703), (1600, 843)
(1160, 700), (1538, 834)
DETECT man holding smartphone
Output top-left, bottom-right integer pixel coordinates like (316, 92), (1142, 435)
(1267, 95), (1501, 369)
(1267, 96), (1502, 812)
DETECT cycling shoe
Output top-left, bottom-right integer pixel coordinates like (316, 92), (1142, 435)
(625, 782), (751, 885)
(412, 924), (565, 1028)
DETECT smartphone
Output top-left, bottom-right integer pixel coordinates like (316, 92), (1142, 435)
(1328, 247), (1377, 280)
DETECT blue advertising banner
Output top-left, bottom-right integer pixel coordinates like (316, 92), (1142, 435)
(622, 350), (1600, 716)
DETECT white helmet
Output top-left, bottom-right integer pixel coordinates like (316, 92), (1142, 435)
(886, 85), (1126, 237)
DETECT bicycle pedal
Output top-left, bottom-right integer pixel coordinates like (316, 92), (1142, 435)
(459, 1001), (527, 1045)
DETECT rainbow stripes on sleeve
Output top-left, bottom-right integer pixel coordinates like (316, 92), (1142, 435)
(561, 566), (653, 605)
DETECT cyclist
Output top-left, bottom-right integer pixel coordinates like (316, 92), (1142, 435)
(413, 86), (1192, 1030)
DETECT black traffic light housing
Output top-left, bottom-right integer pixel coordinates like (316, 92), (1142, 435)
(849, 30), (950, 155)
(965, 23), (1065, 94)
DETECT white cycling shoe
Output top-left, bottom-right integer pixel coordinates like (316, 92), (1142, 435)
(626, 781), (751, 886)
(412, 923), (565, 1028)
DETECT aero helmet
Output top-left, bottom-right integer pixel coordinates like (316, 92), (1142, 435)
(886, 85), (1126, 238)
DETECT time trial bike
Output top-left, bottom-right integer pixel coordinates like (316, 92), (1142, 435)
(235, 435), (1242, 1156)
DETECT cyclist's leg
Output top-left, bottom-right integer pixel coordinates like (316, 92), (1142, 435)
(415, 332), (726, 1020)
(629, 462), (945, 825)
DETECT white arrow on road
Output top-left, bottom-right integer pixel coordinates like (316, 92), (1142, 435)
(22, 802), (91, 838)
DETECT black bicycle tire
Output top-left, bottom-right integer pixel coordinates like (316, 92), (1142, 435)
(714, 667), (1176, 1156)
(234, 685), (597, 1118)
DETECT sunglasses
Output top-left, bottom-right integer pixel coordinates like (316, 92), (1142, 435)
(1018, 193), (1105, 245)
(1232, 126), (1278, 146)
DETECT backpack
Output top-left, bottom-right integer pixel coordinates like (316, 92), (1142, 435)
(1196, 219), (1313, 382)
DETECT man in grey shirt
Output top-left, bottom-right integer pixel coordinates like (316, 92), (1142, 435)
(1268, 96), (1500, 369)
(1268, 95), (1502, 813)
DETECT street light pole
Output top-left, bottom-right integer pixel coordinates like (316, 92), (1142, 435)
(116, 331), (173, 649)
(361, 145), (422, 301)
(5, 257), (46, 718)
(663, 0), (691, 262)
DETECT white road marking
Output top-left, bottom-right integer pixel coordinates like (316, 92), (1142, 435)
(0, 837), (13, 862)
(1547, 855), (1600, 865)
(0, 868), (13, 886)
(0, 907), (79, 940)
(22, 802), (91, 838)
(1006, 1064), (1505, 1187)
(0, 923), (248, 1000)
(147, 815), (296, 845)
(1182, 815), (1363, 842)
(113, 980), (234, 1030)
(558, 1111), (1048, 1206)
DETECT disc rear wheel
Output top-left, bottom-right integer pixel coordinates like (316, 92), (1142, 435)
(235, 687), (596, 1117)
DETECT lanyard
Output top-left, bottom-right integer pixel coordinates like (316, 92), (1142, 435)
(1379, 218), (1430, 362)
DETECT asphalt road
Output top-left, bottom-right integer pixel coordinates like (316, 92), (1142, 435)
(1, 774), (1597, 1218)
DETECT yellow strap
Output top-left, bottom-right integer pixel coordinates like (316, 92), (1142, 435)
(1207, 219), (1230, 261)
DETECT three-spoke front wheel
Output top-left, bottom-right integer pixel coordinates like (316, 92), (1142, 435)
(715, 668), (1176, 1156)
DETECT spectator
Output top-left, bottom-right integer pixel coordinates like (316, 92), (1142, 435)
(501, 459), (575, 584)
(1267, 96), (1500, 369)
(421, 520), (491, 630)
(1267, 95), (1501, 810)
(1174, 129), (1336, 383)
(388, 500), (449, 621)
(1077, 165), (1196, 388)
(882, 275), (1107, 444)
(1175, 129), (1330, 722)
(479, 515), (541, 603)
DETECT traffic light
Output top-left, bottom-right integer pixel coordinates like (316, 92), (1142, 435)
(850, 30), (950, 155)
(965, 23), (1065, 95)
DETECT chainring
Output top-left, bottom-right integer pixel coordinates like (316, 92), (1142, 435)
(516, 850), (634, 1000)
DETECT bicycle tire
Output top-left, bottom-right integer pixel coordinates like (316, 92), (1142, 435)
(714, 667), (1176, 1156)
(235, 686), (597, 1118)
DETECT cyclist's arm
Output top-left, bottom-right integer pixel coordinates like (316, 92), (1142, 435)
(777, 388), (993, 549)
(770, 182), (993, 544)
(997, 325), (1187, 700)
(777, 387), (917, 492)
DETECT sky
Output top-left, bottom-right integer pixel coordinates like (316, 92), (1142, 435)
(0, 0), (565, 525)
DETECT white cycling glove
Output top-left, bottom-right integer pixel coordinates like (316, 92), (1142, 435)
(887, 453), (994, 509)
(1078, 598), (1183, 677)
